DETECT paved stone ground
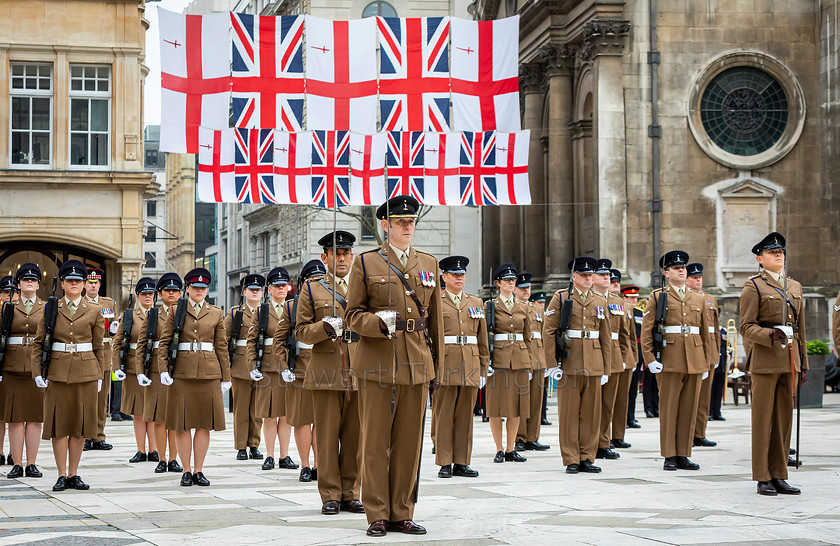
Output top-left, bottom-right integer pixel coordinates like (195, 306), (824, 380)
(1, 392), (839, 545)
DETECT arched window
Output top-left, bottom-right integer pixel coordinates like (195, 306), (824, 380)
(362, 1), (397, 17)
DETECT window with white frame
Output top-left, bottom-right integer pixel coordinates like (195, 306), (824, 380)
(70, 65), (111, 167)
(10, 63), (52, 167)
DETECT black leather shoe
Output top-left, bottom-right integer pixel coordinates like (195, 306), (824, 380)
(148, 450), (160, 462)
(168, 460), (183, 473)
(387, 520), (426, 535)
(92, 441), (113, 451)
(249, 447), (262, 459)
(579, 460), (601, 473)
(53, 476), (67, 491)
(771, 478), (801, 495)
(111, 412), (123, 422)
(121, 413), (133, 421)
(757, 481), (777, 496)
(566, 463), (580, 474)
(493, 450), (504, 463)
(83, 439), (92, 451)
(68, 475), (90, 490)
(367, 520), (387, 537)
(789, 448), (796, 455)
(481, 416), (489, 422)
(261, 456), (275, 470)
(541, 418), (552, 426)
(299, 467), (312, 482)
(438, 464), (452, 478)
(788, 456), (802, 467)
(180, 472), (193, 486)
(129, 451), (147, 463)
(154, 461), (168, 474)
(25, 464), (42, 478)
(675, 456), (699, 470)
(627, 420), (641, 429)
(645, 410), (656, 418)
(612, 439), (632, 449)
(236, 449), (248, 461)
(7, 465), (23, 478)
(715, 415), (726, 421)
(524, 441), (550, 451)
(596, 447), (620, 460)
(0, 453), (5, 465)
(431, 446), (435, 454)
(452, 464), (479, 477)
(693, 437), (717, 447)
(192, 472), (210, 486)
(514, 439), (525, 452)
(653, 409), (659, 417)
(663, 457), (677, 471)
(340, 499), (365, 513)
(278, 455), (299, 469)
(311, 468), (317, 481)
(321, 500), (340, 514)
(505, 451), (527, 462)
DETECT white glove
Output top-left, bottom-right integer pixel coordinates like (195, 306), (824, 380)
(529, 372), (533, 380)
(250, 368), (264, 381)
(97, 379), (103, 392)
(702, 371), (709, 380)
(113, 369), (127, 381)
(375, 310), (398, 337)
(647, 360), (663, 374)
(544, 368), (552, 378)
(109, 321), (120, 336)
(479, 376), (487, 389)
(35, 375), (49, 388)
(159, 371), (174, 386)
(714, 363), (719, 369)
(622, 362), (627, 370)
(281, 369), (296, 382)
(322, 316), (344, 339)
(221, 381), (232, 393)
(486, 366), (494, 377)
(601, 374), (609, 386)
(0, 375), (2, 383)
(548, 366), (563, 380)
(137, 373), (153, 387)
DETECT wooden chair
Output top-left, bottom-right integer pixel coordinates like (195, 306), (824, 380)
(729, 359), (751, 405)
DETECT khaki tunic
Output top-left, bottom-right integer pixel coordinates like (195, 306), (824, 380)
(246, 300), (288, 418)
(112, 307), (148, 416)
(224, 305), (262, 449)
(599, 291), (635, 449)
(1, 299), (45, 423)
(276, 297), (314, 426)
(485, 296), (533, 419)
(135, 304), (170, 424)
(88, 295), (115, 441)
(612, 306), (639, 441)
(694, 291), (721, 439)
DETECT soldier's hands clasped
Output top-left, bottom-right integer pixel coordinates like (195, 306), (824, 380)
(160, 371), (174, 386)
(600, 374), (609, 386)
(548, 366), (563, 380)
(113, 369), (127, 381)
(137, 373), (153, 387)
(281, 369), (296, 382)
(647, 360), (663, 374)
(221, 381), (232, 393)
(35, 375), (49, 388)
(249, 369), (264, 381)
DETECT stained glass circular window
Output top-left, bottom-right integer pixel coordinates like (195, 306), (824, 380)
(700, 67), (789, 156)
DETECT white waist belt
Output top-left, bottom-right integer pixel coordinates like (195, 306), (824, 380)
(129, 343), (138, 350)
(708, 326), (716, 334)
(494, 333), (524, 342)
(263, 338), (274, 346)
(134, 341), (160, 349)
(235, 339), (248, 347)
(6, 336), (34, 346)
(103, 337), (111, 342)
(297, 341), (313, 350)
(663, 325), (701, 335)
(177, 342), (214, 352)
(51, 342), (93, 353)
(567, 330), (600, 340)
(611, 332), (619, 341)
(531, 332), (542, 339)
(444, 335), (478, 345)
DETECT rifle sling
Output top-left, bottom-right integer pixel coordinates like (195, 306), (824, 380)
(318, 279), (347, 310)
(376, 249), (426, 319)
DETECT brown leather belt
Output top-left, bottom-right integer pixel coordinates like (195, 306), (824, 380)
(396, 318), (427, 332)
(342, 330), (361, 342)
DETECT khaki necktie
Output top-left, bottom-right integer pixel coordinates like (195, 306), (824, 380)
(193, 303), (201, 315)
(454, 294), (461, 309)
(676, 287), (685, 300)
(24, 299), (32, 314)
(68, 301), (77, 317)
(400, 251), (408, 268)
(505, 299), (513, 312)
(337, 277), (347, 295)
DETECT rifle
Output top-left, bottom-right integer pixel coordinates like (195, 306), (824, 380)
(554, 260), (576, 363)
(285, 296), (299, 373)
(485, 267), (496, 358)
(142, 292), (159, 378)
(652, 274), (668, 362)
(254, 289), (270, 373)
(40, 275), (59, 380)
(0, 301), (14, 374)
(166, 296), (189, 375)
(118, 291), (135, 373)
(228, 293), (245, 365)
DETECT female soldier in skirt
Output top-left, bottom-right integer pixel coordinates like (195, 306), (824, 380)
(32, 260), (104, 491)
(157, 268), (230, 487)
(485, 263), (534, 464)
(3, 263), (45, 478)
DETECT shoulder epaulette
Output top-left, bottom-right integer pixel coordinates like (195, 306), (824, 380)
(360, 248), (380, 255)
(748, 274), (761, 279)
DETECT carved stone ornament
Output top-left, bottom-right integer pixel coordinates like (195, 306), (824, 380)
(519, 63), (545, 94)
(580, 19), (630, 61)
(539, 43), (575, 76)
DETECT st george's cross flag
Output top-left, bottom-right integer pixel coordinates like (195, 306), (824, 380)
(305, 16), (378, 133)
(495, 130), (531, 205)
(231, 14), (305, 131)
(386, 131), (426, 202)
(459, 131), (497, 206)
(450, 16), (520, 132)
(272, 131), (313, 204)
(349, 132), (387, 206)
(197, 128), (236, 203)
(234, 128), (277, 204)
(377, 16), (451, 132)
(311, 130), (352, 208)
(159, 9), (231, 153)
(423, 132), (461, 205)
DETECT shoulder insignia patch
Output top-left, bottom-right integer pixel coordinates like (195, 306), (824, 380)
(545, 309), (556, 316)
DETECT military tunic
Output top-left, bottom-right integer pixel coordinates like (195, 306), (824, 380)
(112, 307), (148, 417)
(1, 298), (45, 423)
(599, 291), (635, 448)
(224, 305), (263, 450)
(517, 301), (547, 444)
(485, 296), (533, 419)
(275, 297), (315, 426)
(613, 302), (639, 440)
(88, 295), (116, 442)
(134, 305), (169, 424)
(246, 300), (287, 419)
(694, 291), (720, 440)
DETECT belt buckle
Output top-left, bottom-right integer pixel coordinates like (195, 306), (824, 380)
(24, 336), (34, 346)
(582, 331), (591, 340)
(508, 333), (516, 341)
(405, 319), (415, 332)
(786, 321), (793, 328)
(681, 325), (689, 335)
(457, 335), (467, 345)
(190, 342), (200, 351)
(343, 330), (353, 343)
(66, 342), (77, 353)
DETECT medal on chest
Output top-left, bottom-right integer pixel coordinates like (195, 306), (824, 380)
(101, 307), (115, 319)
(468, 307), (484, 319)
(535, 312), (543, 322)
(418, 271), (436, 287)
(595, 306), (606, 320)
(608, 304), (624, 315)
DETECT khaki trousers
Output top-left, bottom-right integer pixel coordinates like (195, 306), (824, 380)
(516, 371), (545, 443)
(694, 371), (713, 439)
(232, 377), (262, 449)
(598, 371), (620, 449)
(658, 372), (701, 458)
(557, 373), (601, 466)
(611, 368), (632, 441)
(312, 389), (361, 503)
(432, 385), (478, 466)
(751, 372), (794, 482)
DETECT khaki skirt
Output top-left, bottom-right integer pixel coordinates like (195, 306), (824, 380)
(121, 374), (145, 416)
(286, 381), (314, 426)
(143, 372), (168, 424)
(255, 371), (287, 418)
(165, 378), (226, 433)
(42, 380), (98, 439)
(2, 372), (45, 423)
(486, 368), (531, 419)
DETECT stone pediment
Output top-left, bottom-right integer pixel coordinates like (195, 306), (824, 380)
(719, 179), (777, 199)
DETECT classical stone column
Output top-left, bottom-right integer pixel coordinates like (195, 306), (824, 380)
(519, 62), (547, 282)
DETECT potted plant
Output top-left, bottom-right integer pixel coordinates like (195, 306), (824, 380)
(801, 339), (829, 408)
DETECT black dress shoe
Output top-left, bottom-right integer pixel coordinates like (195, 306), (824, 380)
(675, 456), (699, 470)
(645, 410), (656, 418)
(452, 464), (479, 477)
(693, 437), (717, 447)
(340, 499), (365, 513)
(25, 464), (42, 478)
(715, 415), (726, 421)
(771, 478), (801, 495)
(612, 439), (632, 449)
(249, 447), (262, 459)
(653, 409), (659, 417)
(278, 455), (299, 469)
(493, 450), (505, 463)
(148, 451), (160, 462)
(111, 412), (123, 422)
(663, 457), (677, 471)
(596, 447), (620, 460)
(129, 451), (147, 463)
(579, 460), (601, 473)
(236, 449), (248, 461)
(627, 420), (641, 429)
(321, 500), (340, 514)
(789, 448), (796, 455)
(367, 520), (387, 537)
(431, 446), (435, 454)
(505, 451), (527, 462)
(757, 481), (777, 496)
(566, 463), (580, 474)
(53, 476), (67, 491)
(0, 453), (5, 465)
(121, 413), (134, 421)
(299, 466), (312, 482)
(311, 468), (317, 481)
(83, 439), (92, 451)
(168, 460), (183, 473)
(524, 441), (550, 451)
(192, 472), (210, 486)
(438, 464), (452, 478)
(261, 456), (275, 470)
(7, 465), (23, 478)
(92, 441), (113, 451)
(541, 418), (552, 426)
(481, 416), (489, 422)
(180, 472), (193, 486)
(154, 461), (168, 474)
(68, 475), (90, 490)
(514, 439), (525, 452)
(788, 456), (803, 467)
(387, 520), (426, 535)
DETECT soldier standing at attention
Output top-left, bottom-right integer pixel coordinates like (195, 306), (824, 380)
(513, 272), (549, 452)
(739, 232), (806, 496)
(608, 270), (637, 450)
(621, 285), (643, 429)
(345, 195), (443, 537)
(641, 251), (714, 471)
(84, 268), (117, 451)
(433, 255), (489, 478)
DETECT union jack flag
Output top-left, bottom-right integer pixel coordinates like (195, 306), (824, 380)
(377, 17), (450, 132)
(386, 131), (426, 202)
(459, 131), (497, 206)
(311, 130), (351, 208)
(231, 13), (304, 131)
(234, 128), (276, 204)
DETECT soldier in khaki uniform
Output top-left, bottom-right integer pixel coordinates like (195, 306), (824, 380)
(544, 257), (612, 474)
(513, 272), (549, 452)
(641, 251), (715, 471)
(32, 260), (105, 491)
(621, 285), (643, 429)
(345, 195), (443, 538)
(685, 263), (721, 449)
(433, 256), (489, 478)
(83, 269), (117, 451)
(2, 263), (45, 478)
(739, 232), (806, 496)
(224, 274), (265, 462)
(608, 270), (637, 449)
(295, 231), (365, 514)
(833, 290), (840, 361)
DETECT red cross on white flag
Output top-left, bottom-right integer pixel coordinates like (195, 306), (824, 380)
(495, 130), (531, 205)
(423, 132), (461, 205)
(349, 132), (387, 206)
(197, 128), (236, 203)
(273, 131), (314, 205)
